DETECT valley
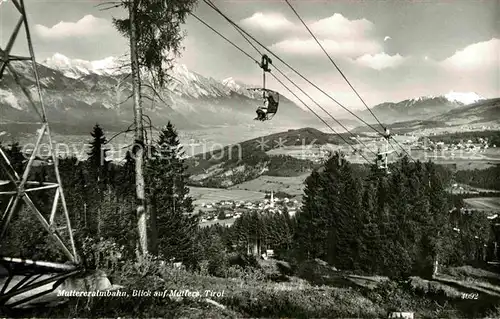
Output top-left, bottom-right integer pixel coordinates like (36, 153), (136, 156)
(464, 198), (500, 212)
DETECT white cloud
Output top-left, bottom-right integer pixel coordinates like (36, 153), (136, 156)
(240, 12), (296, 32)
(309, 14), (374, 40)
(269, 38), (381, 58)
(441, 38), (499, 71)
(34, 15), (114, 39)
(355, 53), (407, 70)
(244, 12), (394, 61)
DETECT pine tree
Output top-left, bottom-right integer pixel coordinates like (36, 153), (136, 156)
(6, 142), (25, 174)
(146, 121), (198, 265)
(87, 124), (110, 184)
(58, 157), (88, 235)
(336, 169), (364, 271)
(116, 151), (136, 204)
(295, 170), (329, 260)
(424, 161), (453, 277)
(112, 0), (198, 257)
(86, 124), (110, 237)
(295, 152), (347, 263)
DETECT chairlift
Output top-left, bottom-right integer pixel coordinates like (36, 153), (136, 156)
(376, 127), (394, 175)
(252, 54), (280, 121)
(251, 88), (280, 121)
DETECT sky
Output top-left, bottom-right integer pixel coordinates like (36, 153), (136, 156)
(0, 0), (498, 116)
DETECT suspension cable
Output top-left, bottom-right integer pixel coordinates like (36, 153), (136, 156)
(202, 0), (382, 136)
(189, 12), (373, 165)
(227, 16), (378, 157)
(282, 0), (416, 162)
(284, 0), (385, 132)
(202, 0), (415, 164)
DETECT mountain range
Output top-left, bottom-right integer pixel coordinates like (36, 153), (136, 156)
(0, 53), (497, 137)
(0, 53), (316, 134)
(356, 92), (486, 124)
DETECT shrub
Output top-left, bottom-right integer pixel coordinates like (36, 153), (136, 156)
(80, 237), (125, 274)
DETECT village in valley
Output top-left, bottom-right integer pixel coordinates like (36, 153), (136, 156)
(197, 191), (301, 226)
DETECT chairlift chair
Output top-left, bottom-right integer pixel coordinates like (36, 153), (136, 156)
(253, 88), (279, 121)
(376, 148), (394, 175)
(252, 55), (280, 121)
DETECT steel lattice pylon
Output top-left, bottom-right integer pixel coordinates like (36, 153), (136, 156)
(0, 0), (78, 264)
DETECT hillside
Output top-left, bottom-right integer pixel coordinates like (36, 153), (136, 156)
(351, 98), (500, 135)
(356, 92), (485, 124)
(431, 98), (500, 125)
(350, 119), (447, 135)
(0, 54), (316, 134)
(185, 127), (349, 187)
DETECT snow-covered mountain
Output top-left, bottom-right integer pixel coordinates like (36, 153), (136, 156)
(406, 92), (485, 106)
(357, 92), (487, 124)
(1, 54), (315, 134)
(42, 54), (267, 102)
(444, 91), (484, 105)
(43, 53), (126, 79)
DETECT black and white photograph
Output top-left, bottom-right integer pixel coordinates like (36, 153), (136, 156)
(0, 0), (499, 317)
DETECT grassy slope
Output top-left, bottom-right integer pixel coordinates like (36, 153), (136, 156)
(463, 197), (500, 211)
(17, 261), (500, 318)
(185, 128), (334, 187)
(229, 174), (309, 196)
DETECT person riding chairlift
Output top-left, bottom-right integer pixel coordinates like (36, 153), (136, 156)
(255, 92), (277, 121)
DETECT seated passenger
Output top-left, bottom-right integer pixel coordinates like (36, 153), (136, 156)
(255, 97), (269, 121)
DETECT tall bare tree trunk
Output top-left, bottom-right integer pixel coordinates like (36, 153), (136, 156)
(97, 207), (101, 237)
(433, 253), (439, 277)
(129, 0), (148, 256)
(433, 231), (441, 277)
(149, 197), (158, 255)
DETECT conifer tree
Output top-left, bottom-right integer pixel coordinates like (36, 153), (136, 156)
(86, 124), (110, 237)
(6, 142), (25, 174)
(59, 157), (88, 234)
(117, 151), (136, 205)
(295, 170), (327, 260)
(296, 152), (345, 262)
(146, 121), (198, 265)
(423, 161), (453, 277)
(87, 124), (110, 184)
(112, 0), (198, 256)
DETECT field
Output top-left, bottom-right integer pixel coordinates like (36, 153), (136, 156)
(199, 217), (237, 228)
(407, 148), (500, 170)
(189, 186), (265, 207)
(266, 144), (500, 170)
(7, 125), (500, 171)
(3, 124), (304, 159)
(464, 197), (500, 212)
(228, 173), (309, 197)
